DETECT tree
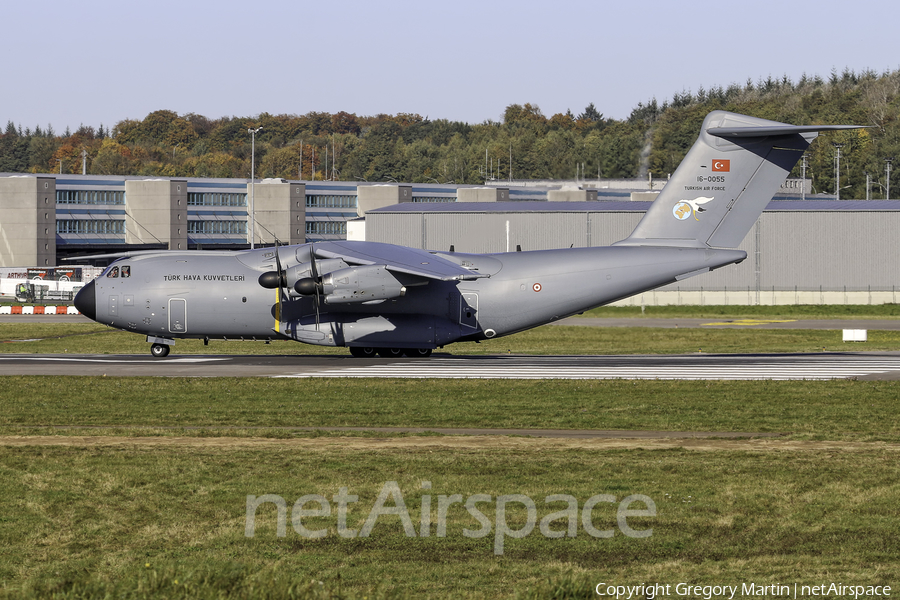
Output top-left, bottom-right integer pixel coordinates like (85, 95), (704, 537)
(331, 111), (360, 135)
(578, 103), (602, 123)
(112, 119), (142, 143)
(548, 111), (576, 131)
(503, 103), (546, 128)
(92, 138), (136, 175)
(28, 136), (59, 172)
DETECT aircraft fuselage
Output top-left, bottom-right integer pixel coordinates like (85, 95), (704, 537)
(75, 242), (744, 353)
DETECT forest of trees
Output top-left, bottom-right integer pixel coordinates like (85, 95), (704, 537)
(2, 68), (900, 200)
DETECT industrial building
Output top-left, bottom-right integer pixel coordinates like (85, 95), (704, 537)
(363, 200), (900, 305)
(0, 174), (352, 266)
(0, 173), (544, 266)
(0, 173), (895, 305)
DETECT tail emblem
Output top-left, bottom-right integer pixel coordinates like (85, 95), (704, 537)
(673, 196), (715, 221)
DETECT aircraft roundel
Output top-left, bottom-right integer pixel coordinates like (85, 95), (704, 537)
(533, 283), (542, 292)
(673, 201), (692, 221)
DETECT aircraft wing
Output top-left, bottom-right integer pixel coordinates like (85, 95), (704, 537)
(312, 241), (488, 281)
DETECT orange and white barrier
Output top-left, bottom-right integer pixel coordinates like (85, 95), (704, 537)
(0, 305), (79, 315)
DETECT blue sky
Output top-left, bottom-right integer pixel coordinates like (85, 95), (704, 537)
(6, 0), (897, 132)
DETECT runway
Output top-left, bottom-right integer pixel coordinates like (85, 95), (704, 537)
(2, 352), (900, 380)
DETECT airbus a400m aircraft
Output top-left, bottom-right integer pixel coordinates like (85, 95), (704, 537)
(73, 111), (858, 358)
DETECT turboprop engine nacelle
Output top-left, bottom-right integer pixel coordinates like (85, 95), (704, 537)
(259, 259), (349, 293)
(321, 265), (407, 304)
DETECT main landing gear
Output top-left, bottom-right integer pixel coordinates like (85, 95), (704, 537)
(150, 343), (170, 358)
(148, 336), (174, 358)
(349, 347), (432, 358)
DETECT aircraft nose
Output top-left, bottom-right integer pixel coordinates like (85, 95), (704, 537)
(74, 279), (96, 321)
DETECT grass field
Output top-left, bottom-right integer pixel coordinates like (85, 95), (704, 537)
(3, 440), (897, 599)
(1, 312), (899, 599)
(2, 320), (900, 356)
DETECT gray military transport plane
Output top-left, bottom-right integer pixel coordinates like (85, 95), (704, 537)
(73, 111), (859, 358)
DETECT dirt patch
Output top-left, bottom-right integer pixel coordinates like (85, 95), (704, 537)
(1, 434), (897, 453)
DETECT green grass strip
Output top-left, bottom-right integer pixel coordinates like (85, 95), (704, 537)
(1, 377), (899, 442)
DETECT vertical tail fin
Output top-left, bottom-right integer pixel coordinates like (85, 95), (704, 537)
(615, 111), (861, 249)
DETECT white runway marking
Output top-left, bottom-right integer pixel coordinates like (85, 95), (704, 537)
(277, 355), (900, 380)
(0, 356), (228, 364)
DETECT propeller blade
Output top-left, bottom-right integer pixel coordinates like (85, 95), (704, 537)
(308, 244), (320, 331)
(273, 240), (287, 323)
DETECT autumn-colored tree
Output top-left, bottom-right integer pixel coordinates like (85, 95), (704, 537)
(183, 152), (244, 179)
(260, 144), (303, 180)
(548, 111), (576, 131)
(332, 111), (360, 135)
(165, 118), (199, 148)
(50, 143), (84, 174)
(138, 110), (180, 144)
(503, 103), (547, 128)
(92, 138), (137, 175)
(303, 112), (333, 136)
(112, 119), (141, 142)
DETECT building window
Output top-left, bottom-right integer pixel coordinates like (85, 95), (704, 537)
(305, 195), (357, 208)
(187, 220), (248, 235)
(56, 190), (125, 205)
(305, 221), (347, 235)
(56, 219), (125, 235)
(187, 192), (247, 206)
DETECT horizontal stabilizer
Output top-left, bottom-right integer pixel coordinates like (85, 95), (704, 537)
(709, 124), (863, 138)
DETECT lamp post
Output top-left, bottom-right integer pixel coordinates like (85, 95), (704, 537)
(800, 154), (808, 201)
(833, 144), (844, 201)
(885, 158), (893, 201)
(248, 126), (262, 249)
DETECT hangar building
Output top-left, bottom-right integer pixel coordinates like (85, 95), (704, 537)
(362, 200), (900, 306)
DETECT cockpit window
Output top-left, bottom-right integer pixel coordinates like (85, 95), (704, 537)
(106, 266), (119, 278)
(121, 266), (131, 278)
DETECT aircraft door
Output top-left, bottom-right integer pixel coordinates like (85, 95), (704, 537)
(459, 292), (478, 329)
(168, 298), (187, 333)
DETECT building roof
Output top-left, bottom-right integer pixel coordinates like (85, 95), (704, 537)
(369, 199), (900, 214)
